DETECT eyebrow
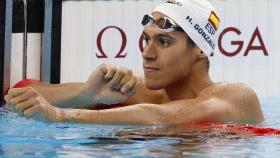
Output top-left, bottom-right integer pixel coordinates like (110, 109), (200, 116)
(143, 31), (177, 41)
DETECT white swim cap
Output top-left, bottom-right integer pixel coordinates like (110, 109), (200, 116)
(153, 0), (220, 55)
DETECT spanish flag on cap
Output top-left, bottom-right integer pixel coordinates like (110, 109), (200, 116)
(153, 0), (221, 55)
(208, 11), (220, 30)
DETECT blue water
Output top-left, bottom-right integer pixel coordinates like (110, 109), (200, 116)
(0, 97), (280, 158)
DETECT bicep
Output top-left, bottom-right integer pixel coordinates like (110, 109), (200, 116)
(159, 98), (239, 124)
(118, 99), (222, 125)
(156, 99), (228, 124)
(198, 98), (237, 123)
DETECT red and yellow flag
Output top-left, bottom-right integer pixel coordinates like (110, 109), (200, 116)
(208, 11), (220, 30)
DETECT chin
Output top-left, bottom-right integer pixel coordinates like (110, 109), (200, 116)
(144, 78), (164, 90)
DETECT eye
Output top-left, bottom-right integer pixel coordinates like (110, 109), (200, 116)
(143, 35), (150, 46)
(159, 38), (171, 47)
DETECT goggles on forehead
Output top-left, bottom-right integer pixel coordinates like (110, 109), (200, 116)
(141, 14), (184, 32)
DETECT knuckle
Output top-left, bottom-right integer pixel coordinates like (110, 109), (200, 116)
(109, 68), (116, 75)
(26, 89), (33, 95)
(98, 63), (107, 74)
(120, 79), (127, 85)
(26, 87), (34, 91)
(15, 104), (24, 112)
(127, 70), (133, 75)
(123, 71), (131, 78)
(27, 88), (37, 95)
(129, 77), (136, 83)
(4, 95), (9, 102)
(133, 77), (138, 83)
(37, 103), (43, 109)
(117, 69), (124, 75)
(14, 105), (20, 111)
(123, 82), (132, 89)
(122, 84), (129, 90)
(23, 110), (31, 118)
(10, 98), (17, 104)
(34, 98), (40, 104)
(100, 63), (108, 69)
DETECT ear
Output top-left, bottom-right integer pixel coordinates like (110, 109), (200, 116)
(197, 50), (207, 60)
(191, 46), (206, 60)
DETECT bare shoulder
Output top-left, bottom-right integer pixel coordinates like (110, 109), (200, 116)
(200, 82), (258, 100)
(198, 82), (264, 123)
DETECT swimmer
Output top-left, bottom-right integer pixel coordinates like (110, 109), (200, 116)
(4, 0), (264, 125)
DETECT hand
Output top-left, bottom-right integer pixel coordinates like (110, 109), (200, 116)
(4, 87), (61, 122)
(84, 64), (138, 105)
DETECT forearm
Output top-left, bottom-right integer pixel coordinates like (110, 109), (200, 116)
(57, 100), (211, 125)
(59, 104), (159, 125)
(30, 82), (95, 108)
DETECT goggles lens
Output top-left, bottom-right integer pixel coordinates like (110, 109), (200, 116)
(141, 14), (183, 32)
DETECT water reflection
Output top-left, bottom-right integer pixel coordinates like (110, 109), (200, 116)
(1, 106), (280, 158)
(78, 124), (257, 157)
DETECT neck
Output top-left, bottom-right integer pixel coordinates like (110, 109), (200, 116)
(164, 66), (213, 101)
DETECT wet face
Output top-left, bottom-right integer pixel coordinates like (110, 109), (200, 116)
(142, 12), (195, 90)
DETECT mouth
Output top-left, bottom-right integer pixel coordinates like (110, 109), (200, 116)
(143, 65), (160, 72)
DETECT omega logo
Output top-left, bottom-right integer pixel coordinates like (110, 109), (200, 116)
(95, 26), (269, 58)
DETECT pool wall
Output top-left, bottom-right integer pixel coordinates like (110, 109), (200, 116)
(0, 0), (5, 105)
(10, 0), (43, 85)
(0, 0), (62, 106)
(0, 0), (12, 106)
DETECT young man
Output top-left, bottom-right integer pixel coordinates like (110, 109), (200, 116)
(4, 0), (264, 125)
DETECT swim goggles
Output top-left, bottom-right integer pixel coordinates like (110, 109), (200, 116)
(141, 14), (183, 32)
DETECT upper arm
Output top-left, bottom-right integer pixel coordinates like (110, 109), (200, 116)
(162, 83), (265, 124)
(122, 98), (227, 125)
(151, 98), (235, 125)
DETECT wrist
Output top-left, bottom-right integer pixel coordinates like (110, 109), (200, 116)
(54, 107), (63, 122)
(80, 83), (99, 105)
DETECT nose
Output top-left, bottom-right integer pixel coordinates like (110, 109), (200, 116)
(142, 41), (157, 61)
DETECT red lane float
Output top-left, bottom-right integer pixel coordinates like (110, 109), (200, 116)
(13, 79), (40, 88)
(195, 122), (280, 136)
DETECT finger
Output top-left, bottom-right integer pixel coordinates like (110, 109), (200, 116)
(23, 104), (38, 119)
(104, 67), (116, 80)
(108, 70), (125, 89)
(4, 103), (15, 111)
(15, 98), (35, 114)
(9, 89), (36, 105)
(7, 87), (29, 98)
(117, 70), (133, 89)
(4, 95), (16, 110)
(128, 85), (137, 96)
(99, 63), (108, 74)
(120, 77), (137, 93)
(123, 85), (137, 98)
(4, 95), (11, 103)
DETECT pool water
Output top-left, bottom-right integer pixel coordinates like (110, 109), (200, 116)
(1, 97), (280, 158)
